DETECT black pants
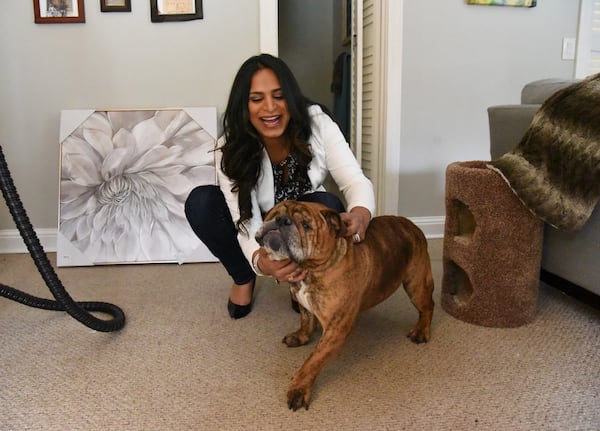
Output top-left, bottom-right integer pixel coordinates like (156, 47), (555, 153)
(184, 185), (345, 284)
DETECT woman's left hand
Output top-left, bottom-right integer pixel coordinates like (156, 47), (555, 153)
(340, 206), (371, 243)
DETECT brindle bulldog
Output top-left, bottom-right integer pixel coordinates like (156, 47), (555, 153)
(255, 201), (435, 411)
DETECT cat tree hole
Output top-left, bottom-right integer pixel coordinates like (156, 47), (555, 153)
(444, 259), (473, 306)
(451, 198), (476, 240)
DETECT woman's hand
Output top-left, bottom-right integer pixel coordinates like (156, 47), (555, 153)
(340, 206), (371, 243)
(253, 248), (307, 283)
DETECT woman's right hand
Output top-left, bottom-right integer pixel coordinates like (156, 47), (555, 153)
(254, 248), (307, 283)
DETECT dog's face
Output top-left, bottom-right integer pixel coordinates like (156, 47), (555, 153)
(255, 201), (347, 265)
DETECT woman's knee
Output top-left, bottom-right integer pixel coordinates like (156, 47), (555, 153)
(185, 185), (224, 225)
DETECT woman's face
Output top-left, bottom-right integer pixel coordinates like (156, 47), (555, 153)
(248, 68), (290, 146)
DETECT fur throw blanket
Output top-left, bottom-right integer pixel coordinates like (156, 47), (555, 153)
(488, 73), (600, 232)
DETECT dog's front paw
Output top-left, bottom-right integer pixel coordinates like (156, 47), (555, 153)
(282, 331), (311, 347)
(287, 384), (312, 411)
(407, 327), (430, 344)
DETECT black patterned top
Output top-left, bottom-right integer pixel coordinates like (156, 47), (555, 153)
(272, 153), (311, 204)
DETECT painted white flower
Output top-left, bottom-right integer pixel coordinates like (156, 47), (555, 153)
(60, 110), (215, 263)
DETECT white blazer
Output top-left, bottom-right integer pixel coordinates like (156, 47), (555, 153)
(216, 104), (375, 265)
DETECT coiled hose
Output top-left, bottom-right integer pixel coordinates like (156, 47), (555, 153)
(0, 145), (125, 332)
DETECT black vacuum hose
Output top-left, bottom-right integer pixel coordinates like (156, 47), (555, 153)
(0, 145), (125, 332)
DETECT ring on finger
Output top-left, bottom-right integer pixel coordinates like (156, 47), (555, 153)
(353, 233), (361, 243)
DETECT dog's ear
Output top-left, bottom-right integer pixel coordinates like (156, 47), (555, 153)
(320, 209), (346, 238)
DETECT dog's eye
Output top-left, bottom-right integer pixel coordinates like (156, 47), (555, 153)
(301, 221), (312, 231)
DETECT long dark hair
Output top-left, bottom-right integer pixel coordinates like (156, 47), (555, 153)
(221, 54), (313, 231)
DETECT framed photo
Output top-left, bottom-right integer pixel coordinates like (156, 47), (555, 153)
(100, 0), (131, 12)
(57, 108), (218, 267)
(150, 0), (203, 22)
(466, 0), (536, 7)
(33, 0), (85, 23)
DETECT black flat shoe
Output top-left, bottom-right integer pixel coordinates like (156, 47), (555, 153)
(228, 281), (255, 319)
(227, 298), (253, 319)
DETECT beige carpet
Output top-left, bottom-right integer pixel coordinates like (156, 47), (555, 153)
(0, 239), (598, 431)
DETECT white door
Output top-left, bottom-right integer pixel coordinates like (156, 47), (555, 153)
(354, 0), (382, 208)
(350, 0), (363, 160)
(353, 0), (402, 215)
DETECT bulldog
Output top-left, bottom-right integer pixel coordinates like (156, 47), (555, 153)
(255, 201), (435, 411)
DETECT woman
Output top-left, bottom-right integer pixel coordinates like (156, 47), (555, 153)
(185, 54), (374, 319)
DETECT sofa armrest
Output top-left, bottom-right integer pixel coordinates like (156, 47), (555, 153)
(487, 104), (540, 160)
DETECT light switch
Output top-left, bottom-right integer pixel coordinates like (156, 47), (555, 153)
(562, 37), (576, 60)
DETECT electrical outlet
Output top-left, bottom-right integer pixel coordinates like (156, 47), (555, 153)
(562, 37), (576, 60)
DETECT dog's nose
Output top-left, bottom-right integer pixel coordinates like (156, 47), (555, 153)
(276, 215), (292, 226)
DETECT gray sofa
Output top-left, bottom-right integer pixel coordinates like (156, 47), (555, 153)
(487, 78), (599, 298)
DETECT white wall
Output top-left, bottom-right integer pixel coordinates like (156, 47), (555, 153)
(399, 0), (579, 217)
(0, 0), (582, 244)
(0, 0), (261, 232)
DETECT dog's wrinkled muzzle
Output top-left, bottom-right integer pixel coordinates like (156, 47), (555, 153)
(256, 215), (296, 261)
(261, 231), (283, 252)
(256, 215), (293, 245)
(255, 219), (278, 245)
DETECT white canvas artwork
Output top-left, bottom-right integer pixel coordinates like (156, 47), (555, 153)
(57, 108), (219, 266)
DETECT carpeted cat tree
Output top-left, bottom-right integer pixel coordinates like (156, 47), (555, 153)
(442, 73), (600, 328)
(441, 161), (543, 328)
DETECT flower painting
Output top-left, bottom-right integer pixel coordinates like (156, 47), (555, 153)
(58, 108), (218, 266)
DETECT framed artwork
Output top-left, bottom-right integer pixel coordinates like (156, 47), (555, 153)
(150, 0), (203, 22)
(100, 0), (131, 12)
(57, 108), (218, 267)
(33, 0), (86, 23)
(466, 0), (536, 6)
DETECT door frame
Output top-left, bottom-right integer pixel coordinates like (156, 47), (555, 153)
(259, 0), (278, 55)
(380, 0), (402, 215)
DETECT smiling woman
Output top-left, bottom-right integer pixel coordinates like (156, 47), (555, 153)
(184, 53), (374, 319)
(247, 69), (292, 154)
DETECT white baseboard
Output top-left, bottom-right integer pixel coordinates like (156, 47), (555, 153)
(0, 228), (57, 254)
(0, 217), (445, 254)
(408, 216), (445, 239)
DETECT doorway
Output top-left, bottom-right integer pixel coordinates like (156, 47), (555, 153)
(267, 0), (403, 215)
(278, 0), (350, 135)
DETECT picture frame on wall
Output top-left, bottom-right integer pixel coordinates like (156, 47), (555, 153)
(33, 0), (86, 23)
(150, 0), (203, 22)
(466, 0), (536, 7)
(100, 0), (131, 12)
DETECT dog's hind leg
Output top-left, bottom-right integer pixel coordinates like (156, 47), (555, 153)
(403, 261), (435, 344)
